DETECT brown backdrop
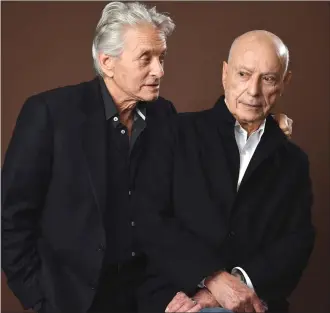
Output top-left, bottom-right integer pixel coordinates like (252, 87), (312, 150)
(1, 2), (329, 312)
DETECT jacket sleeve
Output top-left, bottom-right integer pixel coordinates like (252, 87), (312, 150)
(241, 154), (315, 301)
(1, 95), (53, 309)
(134, 117), (223, 295)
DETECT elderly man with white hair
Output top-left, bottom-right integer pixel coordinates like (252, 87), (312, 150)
(2, 2), (175, 313)
(2, 2), (293, 313)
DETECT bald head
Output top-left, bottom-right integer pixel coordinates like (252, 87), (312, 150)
(228, 30), (289, 75)
(222, 30), (292, 133)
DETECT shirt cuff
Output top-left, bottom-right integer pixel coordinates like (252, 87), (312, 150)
(198, 277), (206, 288)
(232, 267), (254, 290)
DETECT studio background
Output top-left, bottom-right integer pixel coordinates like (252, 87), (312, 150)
(1, 2), (329, 312)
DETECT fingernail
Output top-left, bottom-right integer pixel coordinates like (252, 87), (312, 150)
(165, 307), (169, 312)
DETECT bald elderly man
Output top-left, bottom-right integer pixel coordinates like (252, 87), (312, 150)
(134, 30), (315, 313)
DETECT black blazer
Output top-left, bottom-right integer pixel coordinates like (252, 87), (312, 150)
(1, 78), (175, 313)
(134, 96), (315, 312)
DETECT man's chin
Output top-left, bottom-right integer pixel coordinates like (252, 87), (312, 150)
(141, 92), (159, 102)
(236, 112), (264, 124)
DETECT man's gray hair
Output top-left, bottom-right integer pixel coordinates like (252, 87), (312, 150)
(92, 1), (175, 76)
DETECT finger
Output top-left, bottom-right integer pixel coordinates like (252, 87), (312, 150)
(168, 291), (186, 303)
(176, 299), (197, 312)
(166, 292), (189, 312)
(280, 121), (289, 131)
(187, 303), (202, 313)
(261, 300), (269, 312)
(166, 300), (184, 313)
(243, 300), (255, 313)
(287, 119), (293, 136)
(252, 296), (265, 313)
(165, 293), (182, 312)
(277, 114), (290, 131)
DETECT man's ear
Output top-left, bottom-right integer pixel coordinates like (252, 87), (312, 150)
(99, 52), (115, 78)
(283, 70), (292, 86)
(222, 61), (228, 90)
(279, 70), (292, 98)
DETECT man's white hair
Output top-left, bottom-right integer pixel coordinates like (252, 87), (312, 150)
(92, 1), (175, 76)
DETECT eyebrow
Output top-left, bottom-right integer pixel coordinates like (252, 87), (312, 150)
(137, 48), (167, 58)
(236, 66), (279, 76)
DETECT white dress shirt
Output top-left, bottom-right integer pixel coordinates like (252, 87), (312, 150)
(235, 119), (266, 190)
(232, 118), (266, 289)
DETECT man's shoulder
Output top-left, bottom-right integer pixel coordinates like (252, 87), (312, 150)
(26, 78), (98, 109)
(144, 96), (176, 117)
(175, 107), (215, 130)
(283, 139), (310, 168)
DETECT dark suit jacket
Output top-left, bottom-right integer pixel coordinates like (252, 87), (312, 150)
(134, 96), (315, 312)
(1, 78), (175, 313)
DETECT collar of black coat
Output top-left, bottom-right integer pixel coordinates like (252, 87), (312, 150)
(98, 77), (146, 121)
(212, 95), (288, 142)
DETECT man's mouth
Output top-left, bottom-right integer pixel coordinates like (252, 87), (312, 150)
(145, 84), (160, 89)
(240, 101), (262, 108)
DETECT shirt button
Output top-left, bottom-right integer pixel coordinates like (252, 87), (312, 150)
(228, 230), (236, 237)
(97, 243), (105, 252)
(131, 251), (136, 257)
(113, 116), (118, 122)
(131, 221), (135, 227)
(121, 129), (126, 134)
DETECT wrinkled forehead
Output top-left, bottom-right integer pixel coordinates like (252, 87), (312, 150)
(231, 41), (285, 74)
(122, 24), (167, 54)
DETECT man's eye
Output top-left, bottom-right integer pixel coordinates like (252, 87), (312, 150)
(140, 57), (151, 64)
(263, 76), (276, 83)
(238, 71), (248, 77)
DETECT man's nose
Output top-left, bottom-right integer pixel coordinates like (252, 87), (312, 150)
(247, 76), (261, 96)
(150, 58), (164, 79)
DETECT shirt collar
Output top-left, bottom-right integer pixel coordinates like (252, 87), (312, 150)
(99, 77), (146, 121)
(234, 119), (266, 136)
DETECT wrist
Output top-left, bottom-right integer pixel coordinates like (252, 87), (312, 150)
(194, 288), (219, 309)
(204, 270), (226, 293)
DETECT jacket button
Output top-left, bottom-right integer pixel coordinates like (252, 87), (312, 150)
(97, 243), (105, 252)
(228, 230), (236, 237)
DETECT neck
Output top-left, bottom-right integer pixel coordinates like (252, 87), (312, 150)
(104, 77), (136, 132)
(238, 120), (262, 137)
(104, 76), (137, 115)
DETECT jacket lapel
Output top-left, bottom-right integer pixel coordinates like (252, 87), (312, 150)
(239, 115), (287, 189)
(209, 97), (240, 213)
(213, 97), (240, 192)
(80, 78), (107, 214)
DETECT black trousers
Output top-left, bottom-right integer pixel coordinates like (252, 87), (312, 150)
(88, 257), (146, 313)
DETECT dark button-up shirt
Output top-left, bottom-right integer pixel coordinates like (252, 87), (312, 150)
(99, 78), (147, 264)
